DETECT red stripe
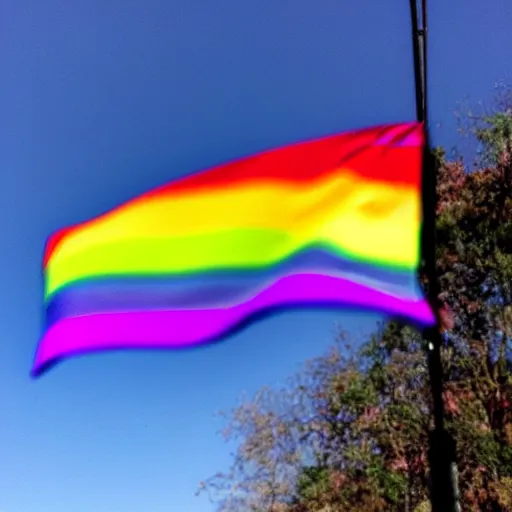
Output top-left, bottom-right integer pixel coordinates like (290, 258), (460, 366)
(145, 123), (422, 198)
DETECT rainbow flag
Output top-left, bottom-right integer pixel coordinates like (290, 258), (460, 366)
(34, 122), (435, 376)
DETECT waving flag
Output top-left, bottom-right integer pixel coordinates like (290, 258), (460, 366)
(34, 122), (435, 376)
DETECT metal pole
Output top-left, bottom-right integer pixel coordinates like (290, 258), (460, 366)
(408, 0), (461, 510)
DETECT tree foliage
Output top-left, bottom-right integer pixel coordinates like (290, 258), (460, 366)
(198, 98), (512, 511)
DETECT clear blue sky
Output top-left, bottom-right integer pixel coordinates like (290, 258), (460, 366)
(1, 1), (511, 511)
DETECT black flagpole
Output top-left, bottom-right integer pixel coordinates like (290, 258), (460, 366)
(408, 0), (461, 510)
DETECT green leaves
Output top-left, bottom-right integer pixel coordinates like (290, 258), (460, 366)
(475, 112), (512, 167)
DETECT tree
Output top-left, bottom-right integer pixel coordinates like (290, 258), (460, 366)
(198, 96), (512, 511)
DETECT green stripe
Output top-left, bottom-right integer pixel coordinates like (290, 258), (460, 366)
(45, 229), (419, 299)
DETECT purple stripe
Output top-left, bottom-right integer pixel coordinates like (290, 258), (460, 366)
(33, 273), (435, 376)
(45, 272), (423, 329)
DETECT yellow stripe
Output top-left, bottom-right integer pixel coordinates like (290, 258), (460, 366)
(48, 171), (420, 271)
